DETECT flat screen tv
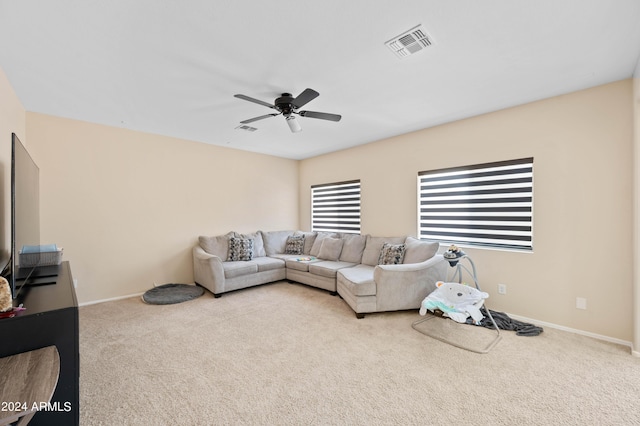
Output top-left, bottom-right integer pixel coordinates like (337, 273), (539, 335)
(7, 133), (41, 299)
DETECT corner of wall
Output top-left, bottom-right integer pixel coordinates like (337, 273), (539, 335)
(633, 76), (640, 355)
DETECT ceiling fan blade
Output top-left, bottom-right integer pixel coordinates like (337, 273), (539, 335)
(298, 110), (342, 122)
(240, 113), (280, 124)
(234, 94), (276, 109)
(292, 88), (319, 109)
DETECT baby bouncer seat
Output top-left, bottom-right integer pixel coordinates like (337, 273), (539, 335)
(412, 246), (501, 354)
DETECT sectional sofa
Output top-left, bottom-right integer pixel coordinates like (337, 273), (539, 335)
(193, 230), (448, 318)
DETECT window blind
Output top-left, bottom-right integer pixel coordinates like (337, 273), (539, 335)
(311, 180), (361, 234)
(418, 158), (533, 251)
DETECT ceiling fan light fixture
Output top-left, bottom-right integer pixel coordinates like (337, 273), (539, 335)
(286, 115), (302, 133)
(235, 88), (339, 132)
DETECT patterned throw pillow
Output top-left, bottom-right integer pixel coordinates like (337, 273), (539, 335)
(228, 237), (254, 261)
(378, 243), (406, 265)
(284, 235), (305, 255)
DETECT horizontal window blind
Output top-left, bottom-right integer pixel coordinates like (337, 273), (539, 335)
(311, 180), (361, 234)
(418, 158), (533, 251)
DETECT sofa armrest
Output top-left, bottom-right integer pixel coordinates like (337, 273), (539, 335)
(373, 254), (448, 311)
(376, 254), (445, 274)
(193, 246), (225, 294)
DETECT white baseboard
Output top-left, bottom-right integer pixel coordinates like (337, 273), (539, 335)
(79, 292), (144, 307)
(508, 312), (634, 353)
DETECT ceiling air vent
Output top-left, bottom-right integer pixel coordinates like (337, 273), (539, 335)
(385, 25), (434, 58)
(235, 124), (258, 132)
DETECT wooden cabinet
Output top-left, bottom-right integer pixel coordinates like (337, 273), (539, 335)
(0, 262), (79, 425)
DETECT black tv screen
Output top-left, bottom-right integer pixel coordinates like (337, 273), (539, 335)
(9, 132), (40, 298)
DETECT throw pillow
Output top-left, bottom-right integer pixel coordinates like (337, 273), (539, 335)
(317, 237), (344, 261)
(295, 231), (317, 254)
(228, 237), (254, 261)
(378, 243), (406, 265)
(284, 235), (305, 255)
(239, 232), (265, 257)
(361, 236), (406, 266)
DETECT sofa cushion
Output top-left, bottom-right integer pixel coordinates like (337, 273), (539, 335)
(338, 265), (376, 296)
(251, 256), (285, 272)
(228, 237), (254, 261)
(286, 257), (322, 272)
(361, 236), (406, 266)
(223, 261), (258, 279)
(309, 232), (339, 257)
(295, 231), (317, 255)
(378, 243), (406, 265)
(339, 234), (367, 263)
(199, 231), (236, 259)
(309, 260), (356, 278)
(403, 237), (439, 264)
(260, 230), (295, 256)
(239, 232), (266, 257)
(318, 238), (344, 261)
(284, 235), (305, 255)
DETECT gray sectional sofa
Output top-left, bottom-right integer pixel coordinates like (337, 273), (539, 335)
(193, 230), (448, 318)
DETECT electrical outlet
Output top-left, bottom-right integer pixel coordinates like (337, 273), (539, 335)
(576, 297), (587, 310)
(497, 284), (507, 295)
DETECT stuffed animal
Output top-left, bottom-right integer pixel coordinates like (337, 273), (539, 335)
(419, 281), (489, 324)
(0, 276), (11, 312)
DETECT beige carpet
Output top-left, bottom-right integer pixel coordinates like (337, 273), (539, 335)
(80, 281), (640, 425)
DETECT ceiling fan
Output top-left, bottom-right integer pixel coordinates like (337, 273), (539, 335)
(234, 88), (341, 133)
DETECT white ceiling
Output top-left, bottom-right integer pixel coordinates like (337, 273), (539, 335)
(2, 1), (640, 160)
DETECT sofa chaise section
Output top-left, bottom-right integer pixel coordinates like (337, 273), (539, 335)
(337, 236), (448, 318)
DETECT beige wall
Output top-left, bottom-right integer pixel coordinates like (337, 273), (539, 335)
(0, 68), (26, 265)
(25, 113), (299, 303)
(300, 80), (634, 341)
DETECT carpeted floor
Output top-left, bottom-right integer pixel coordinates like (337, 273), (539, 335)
(79, 281), (640, 425)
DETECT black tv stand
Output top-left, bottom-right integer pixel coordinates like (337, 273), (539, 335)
(0, 261), (79, 425)
(15, 263), (61, 280)
(19, 276), (59, 287)
(13, 264), (61, 292)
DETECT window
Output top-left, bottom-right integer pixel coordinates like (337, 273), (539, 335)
(418, 158), (533, 251)
(311, 180), (361, 234)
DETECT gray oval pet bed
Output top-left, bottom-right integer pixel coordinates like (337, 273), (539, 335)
(142, 284), (204, 305)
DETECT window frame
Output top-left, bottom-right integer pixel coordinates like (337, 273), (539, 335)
(417, 157), (533, 251)
(311, 180), (361, 234)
